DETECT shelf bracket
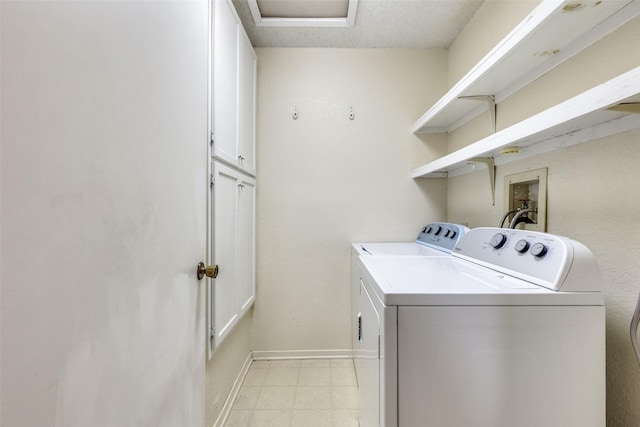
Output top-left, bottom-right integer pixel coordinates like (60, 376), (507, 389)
(606, 102), (640, 114)
(469, 157), (496, 205)
(458, 95), (496, 133)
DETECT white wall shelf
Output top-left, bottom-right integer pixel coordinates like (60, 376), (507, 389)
(411, 66), (640, 179)
(412, 0), (640, 134)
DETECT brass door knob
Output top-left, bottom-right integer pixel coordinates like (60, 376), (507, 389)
(197, 262), (219, 280)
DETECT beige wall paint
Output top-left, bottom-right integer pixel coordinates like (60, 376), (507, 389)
(498, 15), (640, 130)
(252, 48), (448, 352)
(445, 10), (640, 426)
(447, 0), (539, 87)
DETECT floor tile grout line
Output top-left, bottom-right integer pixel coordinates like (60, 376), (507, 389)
(224, 358), (358, 427)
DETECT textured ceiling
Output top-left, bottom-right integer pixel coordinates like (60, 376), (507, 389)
(232, 0), (485, 48)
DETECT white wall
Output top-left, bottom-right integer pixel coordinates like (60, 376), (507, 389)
(446, 4), (640, 425)
(1, 2), (209, 425)
(447, 0), (538, 87)
(252, 48), (448, 352)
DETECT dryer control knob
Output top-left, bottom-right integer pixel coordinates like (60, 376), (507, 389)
(490, 233), (507, 249)
(530, 243), (548, 258)
(434, 226), (443, 235)
(514, 239), (530, 253)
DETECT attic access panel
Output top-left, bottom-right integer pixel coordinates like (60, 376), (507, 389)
(258, 0), (347, 18)
(248, 0), (358, 27)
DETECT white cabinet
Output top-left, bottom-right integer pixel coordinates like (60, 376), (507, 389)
(237, 30), (257, 175)
(213, 0), (257, 176)
(211, 161), (256, 348)
(209, 0), (257, 351)
(236, 172), (256, 314)
(213, 0), (237, 167)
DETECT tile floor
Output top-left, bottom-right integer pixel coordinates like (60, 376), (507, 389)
(223, 358), (359, 427)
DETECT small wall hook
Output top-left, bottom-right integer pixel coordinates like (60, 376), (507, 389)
(292, 106), (298, 120)
(349, 106), (355, 121)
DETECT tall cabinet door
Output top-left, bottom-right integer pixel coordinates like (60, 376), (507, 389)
(211, 161), (256, 348)
(212, 0), (238, 166)
(237, 29), (257, 176)
(212, 0), (256, 176)
(211, 162), (239, 346)
(237, 174), (256, 313)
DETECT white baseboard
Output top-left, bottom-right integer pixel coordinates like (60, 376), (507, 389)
(212, 352), (253, 427)
(251, 349), (354, 360)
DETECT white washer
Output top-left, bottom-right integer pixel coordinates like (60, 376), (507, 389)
(353, 227), (605, 427)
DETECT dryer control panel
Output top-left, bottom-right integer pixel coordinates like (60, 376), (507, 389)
(453, 227), (601, 292)
(416, 222), (469, 253)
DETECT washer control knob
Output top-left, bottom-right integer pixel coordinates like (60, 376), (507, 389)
(425, 226), (432, 234)
(490, 233), (507, 249)
(530, 243), (548, 258)
(449, 230), (457, 239)
(434, 226), (443, 235)
(514, 239), (530, 253)
(444, 230), (451, 237)
(422, 226), (427, 233)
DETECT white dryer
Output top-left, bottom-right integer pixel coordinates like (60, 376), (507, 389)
(351, 222), (469, 426)
(354, 227), (605, 427)
(353, 222), (469, 257)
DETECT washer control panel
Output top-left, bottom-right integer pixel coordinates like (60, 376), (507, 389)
(485, 231), (558, 259)
(490, 232), (550, 258)
(416, 222), (469, 253)
(453, 227), (601, 292)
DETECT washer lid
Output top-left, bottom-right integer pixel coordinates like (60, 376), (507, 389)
(360, 256), (604, 306)
(452, 228), (602, 292)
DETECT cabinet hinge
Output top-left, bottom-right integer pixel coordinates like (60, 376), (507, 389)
(209, 174), (215, 187)
(210, 326), (216, 339)
(209, 132), (215, 146)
